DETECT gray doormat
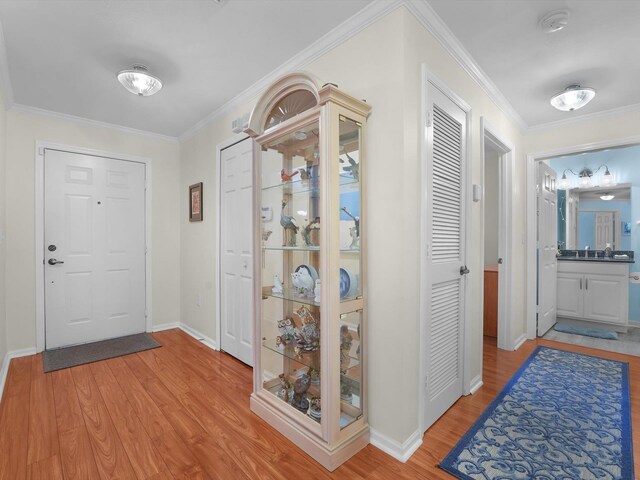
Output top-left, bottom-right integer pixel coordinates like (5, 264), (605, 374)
(43, 333), (161, 373)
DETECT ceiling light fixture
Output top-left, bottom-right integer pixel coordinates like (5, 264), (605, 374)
(550, 84), (596, 111)
(557, 164), (614, 190)
(117, 64), (162, 97)
(539, 10), (570, 33)
(600, 193), (615, 201)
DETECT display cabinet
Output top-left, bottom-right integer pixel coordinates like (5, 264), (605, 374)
(245, 73), (370, 471)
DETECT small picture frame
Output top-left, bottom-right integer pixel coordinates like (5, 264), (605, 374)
(189, 182), (203, 222)
(622, 221), (631, 236)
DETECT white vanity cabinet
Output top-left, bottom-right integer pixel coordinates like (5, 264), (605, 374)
(557, 261), (629, 328)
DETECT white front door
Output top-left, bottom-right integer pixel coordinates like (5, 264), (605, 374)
(220, 138), (254, 366)
(44, 149), (146, 349)
(424, 83), (468, 430)
(536, 162), (557, 336)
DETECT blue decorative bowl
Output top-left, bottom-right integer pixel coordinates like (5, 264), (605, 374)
(339, 268), (351, 299)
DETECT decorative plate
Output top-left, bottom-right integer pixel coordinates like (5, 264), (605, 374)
(295, 264), (319, 281)
(339, 268), (351, 299)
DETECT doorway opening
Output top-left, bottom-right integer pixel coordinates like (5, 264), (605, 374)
(480, 119), (515, 352)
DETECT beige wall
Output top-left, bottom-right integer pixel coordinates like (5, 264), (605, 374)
(4, 109), (181, 351)
(180, 6), (526, 445)
(0, 87), (6, 362)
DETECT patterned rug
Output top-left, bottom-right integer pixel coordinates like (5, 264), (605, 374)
(439, 347), (634, 480)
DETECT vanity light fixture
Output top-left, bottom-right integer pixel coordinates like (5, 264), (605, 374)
(117, 64), (162, 97)
(550, 84), (596, 111)
(600, 193), (615, 201)
(557, 164), (614, 190)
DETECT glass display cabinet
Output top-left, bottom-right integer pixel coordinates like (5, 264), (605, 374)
(245, 73), (370, 471)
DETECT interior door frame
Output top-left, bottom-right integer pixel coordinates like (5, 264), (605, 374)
(419, 66), (472, 433)
(480, 118), (516, 351)
(35, 141), (153, 352)
(214, 132), (250, 353)
(525, 135), (640, 339)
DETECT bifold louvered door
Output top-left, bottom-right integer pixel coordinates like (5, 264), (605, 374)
(424, 84), (467, 431)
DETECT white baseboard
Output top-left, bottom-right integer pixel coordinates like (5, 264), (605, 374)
(151, 322), (181, 332)
(179, 324), (219, 351)
(370, 428), (423, 463)
(513, 334), (527, 351)
(468, 375), (483, 395)
(0, 347), (38, 401)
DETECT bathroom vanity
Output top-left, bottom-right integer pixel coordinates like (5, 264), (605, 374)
(557, 253), (634, 331)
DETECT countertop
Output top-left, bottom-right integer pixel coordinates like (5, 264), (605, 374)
(557, 256), (635, 264)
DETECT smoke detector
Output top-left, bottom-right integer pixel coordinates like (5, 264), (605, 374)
(539, 10), (569, 33)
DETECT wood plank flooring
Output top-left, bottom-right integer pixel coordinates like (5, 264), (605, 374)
(0, 330), (637, 479)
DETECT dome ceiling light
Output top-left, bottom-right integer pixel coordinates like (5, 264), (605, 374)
(117, 64), (162, 97)
(550, 84), (596, 112)
(600, 193), (615, 201)
(539, 10), (570, 33)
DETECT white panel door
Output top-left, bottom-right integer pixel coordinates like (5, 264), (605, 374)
(595, 211), (614, 250)
(44, 150), (146, 349)
(536, 163), (557, 336)
(424, 84), (467, 431)
(220, 138), (254, 366)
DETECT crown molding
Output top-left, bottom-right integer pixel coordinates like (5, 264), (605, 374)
(403, 0), (528, 132)
(0, 17), (14, 108)
(10, 103), (179, 144)
(526, 102), (640, 134)
(178, 0), (404, 142)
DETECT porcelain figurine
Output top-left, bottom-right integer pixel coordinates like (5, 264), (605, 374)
(280, 168), (299, 182)
(349, 226), (359, 249)
(309, 368), (320, 387)
(314, 279), (321, 303)
(301, 216), (320, 246)
(290, 271), (304, 294)
(340, 151), (359, 181)
(340, 324), (353, 372)
(298, 268), (316, 296)
(341, 206), (360, 240)
(340, 382), (353, 402)
(277, 373), (291, 403)
(291, 374), (311, 413)
(272, 273), (283, 294)
(276, 317), (296, 345)
(261, 229), (272, 243)
(309, 396), (321, 421)
(294, 306), (320, 352)
(280, 200), (299, 246)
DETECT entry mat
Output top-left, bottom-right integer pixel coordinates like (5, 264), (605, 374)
(439, 346), (634, 480)
(43, 333), (161, 372)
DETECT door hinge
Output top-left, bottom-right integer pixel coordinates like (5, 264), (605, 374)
(426, 112), (433, 128)
(38, 147), (45, 156)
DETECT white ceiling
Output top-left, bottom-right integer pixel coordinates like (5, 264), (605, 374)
(427, 0), (640, 127)
(1, 1), (638, 136)
(0, 0), (369, 137)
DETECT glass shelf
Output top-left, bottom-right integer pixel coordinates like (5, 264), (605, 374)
(262, 286), (361, 305)
(262, 174), (358, 195)
(262, 338), (360, 372)
(263, 245), (360, 254)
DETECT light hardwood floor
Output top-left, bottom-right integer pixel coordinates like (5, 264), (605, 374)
(0, 330), (637, 479)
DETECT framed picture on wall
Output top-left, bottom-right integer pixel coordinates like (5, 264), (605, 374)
(189, 182), (203, 222)
(622, 221), (631, 236)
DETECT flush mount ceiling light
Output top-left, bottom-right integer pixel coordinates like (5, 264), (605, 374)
(539, 10), (570, 33)
(117, 64), (162, 97)
(600, 193), (615, 201)
(557, 164), (614, 190)
(550, 84), (596, 111)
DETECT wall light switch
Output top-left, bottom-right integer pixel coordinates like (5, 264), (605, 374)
(472, 184), (483, 202)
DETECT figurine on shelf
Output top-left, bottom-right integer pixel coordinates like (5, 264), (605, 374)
(340, 151), (359, 181)
(281, 168), (299, 182)
(309, 367), (320, 387)
(309, 396), (321, 421)
(277, 373), (291, 403)
(314, 279), (321, 303)
(262, 229), (273, 244)
(291, 269), (314, 297)
(340, 325), (353, 373)
(340, 382), (353, 403)
(301, 216), (320, 246)
(272, 273), (283, 294)
(291, 373), (311, 413)
(341, 206), (360, 249)
(294, 306), (320, 352)
(280, 200), (299, 246)
(298, 167), (309, 185)
(276, 317), (296, 345)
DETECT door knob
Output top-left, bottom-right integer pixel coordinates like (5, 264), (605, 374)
(460, 266), (470, 275)
(243, 261), (248, 269)
(497, 258), (503, 264)
(48, 258), (64, 265)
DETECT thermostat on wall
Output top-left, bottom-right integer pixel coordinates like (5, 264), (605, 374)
(261, 206), (273, 221)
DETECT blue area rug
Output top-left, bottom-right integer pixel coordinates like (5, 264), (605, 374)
(439, 347), (634, 479)
(554, 323), (619, 340)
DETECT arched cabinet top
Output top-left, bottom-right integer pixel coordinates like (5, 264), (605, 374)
(245, 72), (321, 137)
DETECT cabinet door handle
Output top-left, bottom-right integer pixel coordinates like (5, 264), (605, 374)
(585, 278), (588, 290)
(579, 278), (582, 290)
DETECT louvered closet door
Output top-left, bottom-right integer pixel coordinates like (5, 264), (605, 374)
(424, 84), (467, 431)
